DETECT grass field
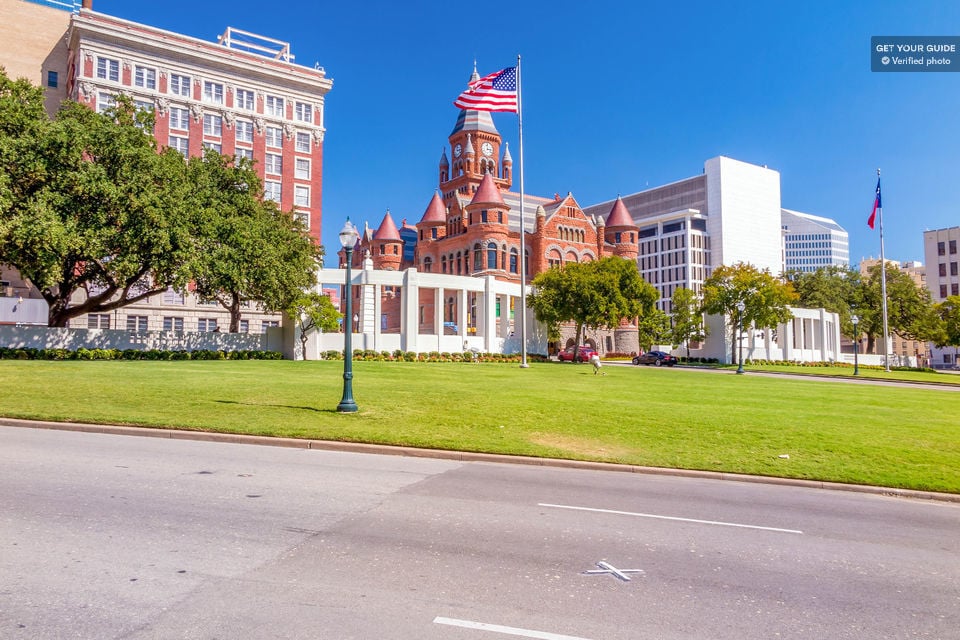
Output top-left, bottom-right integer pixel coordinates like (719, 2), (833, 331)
(2, 360), (958, 493)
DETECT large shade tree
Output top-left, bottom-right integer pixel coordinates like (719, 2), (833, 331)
(702, 262), (797, 364)
(858, 262), (940, 353)
(186, 151), (321, 332)
(0, 72), (197, 327)
(669, 286), (707, 358)
(528, 256), (658, 359)
(787, 265), (863, 336)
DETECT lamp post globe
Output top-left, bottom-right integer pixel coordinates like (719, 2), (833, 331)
(337, 219), (359, 413)
(736, 300), (746, 375)
(851, 314), (860, 376)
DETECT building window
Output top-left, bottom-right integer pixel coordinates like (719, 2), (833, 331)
(163, 288), (185, 305)
(235, 147), (253, 162)
(510, 249), (518, 273)
(294, 102), (312, 122)
(487, 242), (498, 270)
(238, 319), (249, 333)
(265, 153), (282, 174)
(952, 262), (959, 276)
(162, 316), (184, 332)
(96, 56), (119, 82)
(203, 141), (221, 154)
(169, 135), (189, 155)
(235, 120), (253, 143)
(203, 81), (224, 105)
(197, 318), (218, 332)
(940, 285), (948, 298)
(169, 73), (191, 97)
(126, 315), (148, 331)
(264, 180), (281, 203)
(954, 284), (960, 296)
(294, 185), (310, 207)
(294, 211), (309, 229)
(203, 114), (222, 137)
(46, 70), (58, 88)
(265, 126), (283, 148)
(261, 320), (279, 333)
(473, 244), (482, 271)
(169, 106), (189, 131)
(87, 314), (110, 329)
(265, 95), (284, 117)
(96, 92), (115, 114)
(423, 257), (432, 272)
(134, 65), (156, 90)
(295, 157), (310, 180)
(235, 88), (254, 110)
(938, 241), (946, 256)
(951, 240), (958, 254)
(296, 131), (311, 153)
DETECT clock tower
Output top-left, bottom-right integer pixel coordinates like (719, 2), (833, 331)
(441, 67), (512, 209)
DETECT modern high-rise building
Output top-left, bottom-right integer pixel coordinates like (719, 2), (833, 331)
(584, 157), (792, 314)
(781, 209), (849, 273)
(0, 0), (332, 333)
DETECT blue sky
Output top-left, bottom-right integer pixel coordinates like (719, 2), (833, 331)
(91, 0), (960, 269)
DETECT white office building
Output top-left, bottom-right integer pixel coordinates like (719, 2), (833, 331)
(782, 209), (849, 273)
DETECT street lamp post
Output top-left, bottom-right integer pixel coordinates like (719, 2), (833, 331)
(851, 314), (860, 376)
(337, 219), (359, 413)
(736, 300), (746, 375)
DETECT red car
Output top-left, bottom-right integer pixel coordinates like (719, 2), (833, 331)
(558, 345), (598, 363)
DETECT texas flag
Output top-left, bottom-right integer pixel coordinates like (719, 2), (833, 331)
(868, 178), (881, 230)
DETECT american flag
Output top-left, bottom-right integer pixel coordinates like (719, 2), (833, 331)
(454, 67), (518, 113)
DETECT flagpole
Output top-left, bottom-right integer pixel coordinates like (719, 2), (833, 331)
(516, 54), (529, 368)
(877, 168), (891, 371)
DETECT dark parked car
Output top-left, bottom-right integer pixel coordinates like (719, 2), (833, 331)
(558, 345), (598, 363)
(632, 350), (678, 367)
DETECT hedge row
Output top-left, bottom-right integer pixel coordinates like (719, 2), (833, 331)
(0, 347), (283, 361)
(321, 349), (549, 363)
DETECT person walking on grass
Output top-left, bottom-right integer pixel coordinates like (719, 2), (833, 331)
(590, 353), (605, 375)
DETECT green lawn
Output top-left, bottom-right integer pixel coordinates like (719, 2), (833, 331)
(2, 360), (959, 493)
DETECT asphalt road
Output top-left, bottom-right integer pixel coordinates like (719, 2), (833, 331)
(2, 426), (958, 639)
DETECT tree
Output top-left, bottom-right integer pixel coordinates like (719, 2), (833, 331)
(186, 151), (321, 332)
(787, 266), (862, 336)
(287, 291), (340, 360)
(670, 286), (707, 358)
(637, 308), (671, 352)
(858, 262), (939, 353)
(528, 256), (658, 359)
(0, 70), (197, 327)
(702, 263), (797, 364)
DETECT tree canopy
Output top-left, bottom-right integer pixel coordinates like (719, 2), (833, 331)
(702, 263), (796, 363)
(0, 69), (321, 330)
(186, 151), (321, 332)
(287, 291), (341, 360)
(528, 256), (658, 356)
(669, 286), (707, 358)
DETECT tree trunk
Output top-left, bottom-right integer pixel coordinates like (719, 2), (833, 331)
(229, 292), (241, 333)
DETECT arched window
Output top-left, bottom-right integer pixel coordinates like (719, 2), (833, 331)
(456, 251), (462, 275)
(423, 257), (432, 272)
(509, 248), (518, 274)
(473, 243), (482, 271)
(487, 242), (497, 270)
(441, 256), (447, 273)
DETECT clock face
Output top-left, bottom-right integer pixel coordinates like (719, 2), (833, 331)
(454, 143), (462, 158)
(481, 141), (494, 157)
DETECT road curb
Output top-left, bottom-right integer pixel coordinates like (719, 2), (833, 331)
(3, 417), (958, 504)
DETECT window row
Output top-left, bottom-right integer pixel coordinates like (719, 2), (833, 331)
(85, 314), (280, 333)
(940, 284), (960, 298)
(937, 240), (958, 256)
(937, 262), (959, 277)
(434, 246), (531, 275)
(94, 56), (316, 123)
